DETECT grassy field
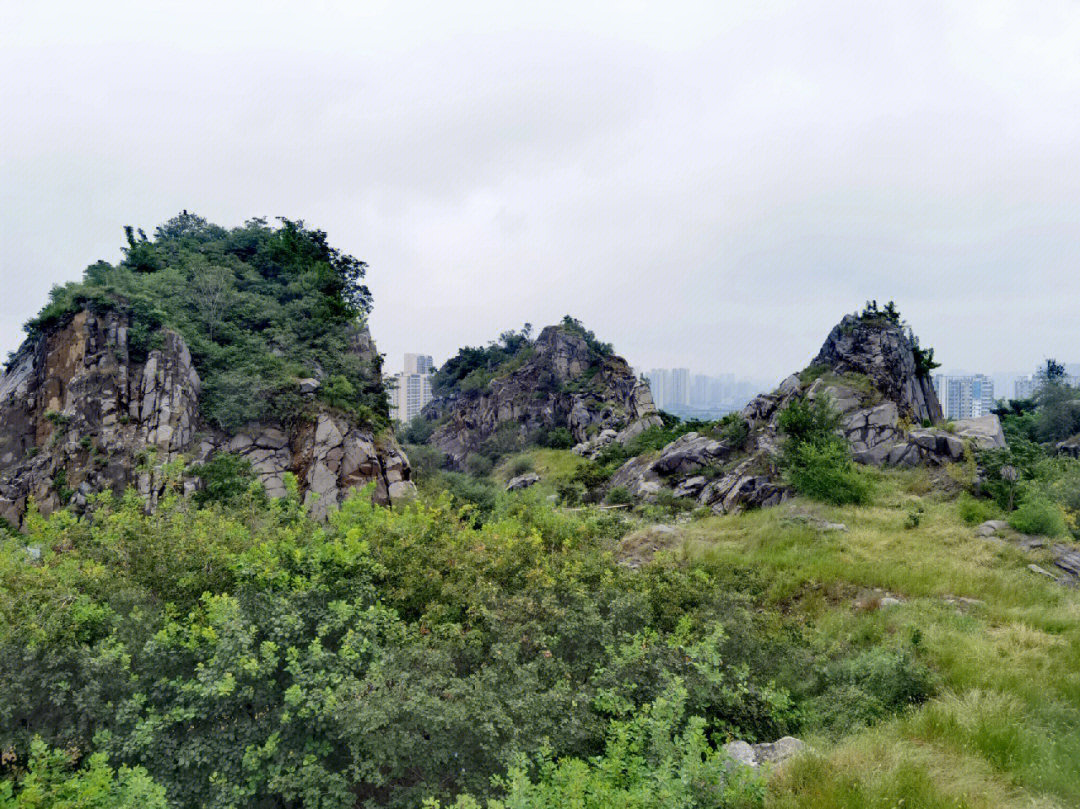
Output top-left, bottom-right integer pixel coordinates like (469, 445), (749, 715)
(635, 468), (1080, 808)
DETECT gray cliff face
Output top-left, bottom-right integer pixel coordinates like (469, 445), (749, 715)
(0, 310), (414, 526)
(426, 325), (662, 468)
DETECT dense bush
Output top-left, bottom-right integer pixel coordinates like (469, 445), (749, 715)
(0, 484), (808, 808)
(779, 396), (872, 506)
(1008, 497), (1067, 537)
(785, 439), (873, 506)
(19, 213), (387, 431)
(0, 738), (167, 809)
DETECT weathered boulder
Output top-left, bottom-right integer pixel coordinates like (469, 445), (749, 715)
(0, 310), (414, 526)
(506, 472), (541, 491)
(724, 736), (805, 768)
(952, 415), (1006, 449)
(427, 324), (662, 468)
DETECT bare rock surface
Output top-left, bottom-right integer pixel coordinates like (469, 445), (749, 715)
(0, 310), (413, 525)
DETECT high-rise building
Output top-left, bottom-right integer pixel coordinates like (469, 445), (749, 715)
(390, 353), (435, 423)
(404, 353), (434, 375)
(645, 369), (671, 410)
(670, 368), (690, 408)
(934, 374), (994, 420)
(1014, 376), (1039, 400)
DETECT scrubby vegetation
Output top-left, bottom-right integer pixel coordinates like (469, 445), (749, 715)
(778, 395), (872, 505)
(17, 212), (387, 431)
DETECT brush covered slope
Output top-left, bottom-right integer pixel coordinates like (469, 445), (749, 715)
(0, 213), (414, 524)
(421, 317), (662, 469)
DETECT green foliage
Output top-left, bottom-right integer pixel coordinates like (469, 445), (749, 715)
(188, 452), (262, 507)
(432, 325), (533, 397)
(1033, 381), (1080, 443)
(904, 505), (925, 529)
(718, 412), (750, 450)
(1008, 497), (1067, 537)
(0, 486), (805, 808)
(784, 439), (873, 506)
(432, 683), (767, 809)
(777, 395), (842, 445)
(23, 213), (386, 432)
(0, 738), (167, 809)
(957, 494), (1001, 525)
(402, 415), (437, 445)
(779, 396), (872, 506)
(803, 646), (935, 735)
(605, 485), (634, 506)
(536, 425), (574, 449)
(558, 315), (613, 357)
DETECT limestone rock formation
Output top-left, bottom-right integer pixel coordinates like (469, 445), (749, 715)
(0, 310), (414, 526)
(426, 324), (662, 468)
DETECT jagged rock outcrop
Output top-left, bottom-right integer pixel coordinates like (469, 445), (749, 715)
(426, 324), (662, 468)
(606, 309), (1006, 515)
(0, 310), (414, 526)
(812, 314), (942, 423)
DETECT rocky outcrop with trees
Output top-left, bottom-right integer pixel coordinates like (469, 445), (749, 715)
(607, 303), (1006, 513)
(422, 318), (662, 468)
(0, 214), (414, 525)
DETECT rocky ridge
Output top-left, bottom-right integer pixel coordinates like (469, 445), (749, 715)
(425, 324), (662, 468)
(608, 311), (1006, 514)
(0, 309), (414, 526)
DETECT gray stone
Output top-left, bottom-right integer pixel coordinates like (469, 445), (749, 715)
(506, 472), (541, 491)
(298, 377), (321, 394)
(1029, 563), (1057, 578)
(952, 415), (1006, 450)
(723, 741), (757, 768)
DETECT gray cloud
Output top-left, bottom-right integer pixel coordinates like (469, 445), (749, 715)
(3, 1), (1079, 384)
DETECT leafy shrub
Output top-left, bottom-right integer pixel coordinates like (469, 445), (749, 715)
(718, 413), (750, 450)
(1008, 497), (1067, 537)
(508, 456), (534, 477)
(0, 738), (167, 809)
(402, 415), (437, 444)
(466, 454), (495, 478)
(779, 396), (871, 506)
(957, 494), (1001, 525)
(605, 486), (634, 506)
(431, 683), (767, 809)
(805, 647), (935, 734)
(785, 439), (873, 506)
(777, 395), (841, 445)
(189, 452), (261, 507)
(537, 426), (574, 449)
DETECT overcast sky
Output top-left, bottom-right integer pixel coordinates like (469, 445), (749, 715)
(3, 1), (1079, 384)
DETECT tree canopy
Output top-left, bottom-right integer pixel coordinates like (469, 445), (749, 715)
(20, 213), (386, 431)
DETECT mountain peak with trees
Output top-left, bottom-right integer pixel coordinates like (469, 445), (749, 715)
(0, 214), (414, 526)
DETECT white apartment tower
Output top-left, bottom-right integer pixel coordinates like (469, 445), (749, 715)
(391, 353), (435, 423)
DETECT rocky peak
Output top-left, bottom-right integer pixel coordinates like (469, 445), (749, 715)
(0, 309), (414, 527)
(425, 322), (662, 468)
(533, 325), (592, 382)
(811, 313), (943, 424)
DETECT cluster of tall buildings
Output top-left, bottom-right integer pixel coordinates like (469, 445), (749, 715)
(644, 368), (762, 418)
(389, 353), (434, 423)
(932, 374), (995, 420)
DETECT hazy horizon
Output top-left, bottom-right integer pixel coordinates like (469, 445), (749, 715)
(4, 2), (1080, 383)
